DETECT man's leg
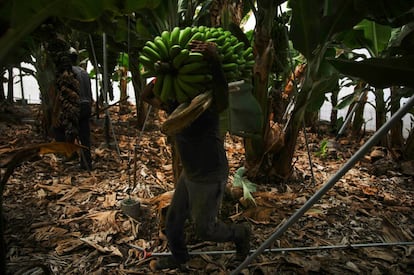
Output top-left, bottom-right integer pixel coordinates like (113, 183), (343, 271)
(78, 102), (92, 169)
(165, 174), (191, 263)
(188, 178), (251, 259)
(151, 174), (191, 271)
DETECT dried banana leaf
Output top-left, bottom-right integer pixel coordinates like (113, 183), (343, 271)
(161, 91), (213, 136)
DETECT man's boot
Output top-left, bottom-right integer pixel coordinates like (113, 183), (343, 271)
(149, 256), (188, 271)
(234, 223), (251, 260)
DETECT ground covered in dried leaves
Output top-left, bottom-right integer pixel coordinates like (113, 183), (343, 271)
(1, 104), (414, 274)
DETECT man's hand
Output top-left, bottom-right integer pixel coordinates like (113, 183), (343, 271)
(188, 40), (219, 60)
(141, 80), (169, 111)
(141, 80), (156, 101)
(188, 40), (228, 113)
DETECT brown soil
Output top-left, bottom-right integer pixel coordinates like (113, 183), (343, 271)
(1, 104), (414, 274)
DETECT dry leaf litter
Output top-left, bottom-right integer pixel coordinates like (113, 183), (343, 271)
(1, 104), (414, 274)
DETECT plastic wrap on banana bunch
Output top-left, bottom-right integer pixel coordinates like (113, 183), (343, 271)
(161, 91), (213, 136)
(223, 80), (263, 138)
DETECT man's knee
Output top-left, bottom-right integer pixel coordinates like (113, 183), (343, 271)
(194, 220), (215, 240)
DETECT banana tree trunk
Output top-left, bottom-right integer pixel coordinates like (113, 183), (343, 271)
(351, 92), (367, 137)
(390, 86), (404, 148)
(244, 0), (277, 179)
(375, 88), (387, 146)
(7, 67), (13, 103)
(129, 51), (147, 128)
(269, 75), (310, 179)
(268, 45), (327, 179)
(330, 89), (338, 129)
(119, 66), (129, 114)
(404, 130), (414, 160)
(33, 49), (57, 138)
(0, 75), (5, 101)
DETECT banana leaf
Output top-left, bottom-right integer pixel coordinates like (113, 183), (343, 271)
(327, 55), (414, 88)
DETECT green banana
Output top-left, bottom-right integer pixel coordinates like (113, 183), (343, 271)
(160, 73), (174, 103)
(229, 36), (238, 46)
(204, 30), (213, 40)
(169, 44), (182, 59)
(170, 26), (181, 45)
(210, 29), (221, 38)
(222, 50), (234, 62)
(231, 54), (239, 61)
(178, 27), (193, 48)
(172, 49), (190, 69)
(222, 63), (238, 71)
(138, 54), (154, 67)
(197, 26), (206, 33)
(161, 30), (171, 49)
(176, 76), (201, 99)
(178, 61), (209, 74)
(191, 26), (199, 33)
(222, 30), (232, 37)
(219, 41), (232, 53)
(141, 26), (256, 88)
(237, 56), (246, 64)
(232, 41), (245, 53)
(182, 52), (204, 64)
(154, 36), (169, 60)
(153, 74), (164, 98)
(142, 46), (161, 61)
(245, 60), (255, 67)
(243, 47), (253, 58)
(188, 32), (204, 44)
(215, 34), (228, 44)
(245, 52), (254, 62)
(138, 55), (154, 70)
(179, 73), (212, 83)
(173, 77), (191, 103)
(206, 37), (218, 43)
(215, 27), (224, 33)
(146, 40), (160, 52)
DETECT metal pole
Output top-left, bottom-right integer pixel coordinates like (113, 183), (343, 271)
(102, 33), (121, 158)
(302, 120), (316, 186)
(103, 33), (111, 144)
(88, 35), (100, 119)
(231, 94), (414, 274)
(102, 33), (109, 105)
(19, 65), (25, 104)
(129, 241), (414, 256)
(337, 90), (367, 138)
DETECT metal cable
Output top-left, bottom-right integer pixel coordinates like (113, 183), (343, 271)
(231, 94), (414, 274)
(129, 241), (414, 257)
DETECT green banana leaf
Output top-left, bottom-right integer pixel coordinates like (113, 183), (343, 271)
(233, 167), (257, 205)
(289, 0), (364, 59)
(0, 0), (160, 63)
(353, 0), (414, 27)
(353, 19), (392, 56)
(327, 55), (414, 88)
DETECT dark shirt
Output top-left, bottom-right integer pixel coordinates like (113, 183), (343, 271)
(72, 66), (92, 103)
(175, 108), (228, 184)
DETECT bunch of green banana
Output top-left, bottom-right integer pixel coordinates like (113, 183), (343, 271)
(139, 26), (255, 104)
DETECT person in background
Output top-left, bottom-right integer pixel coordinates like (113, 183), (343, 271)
(53, 47), (93, 170)
(68, 48), (93, 170)
(142, 40), (251, 272)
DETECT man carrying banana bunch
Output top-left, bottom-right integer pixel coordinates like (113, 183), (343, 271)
(142, 40), (251, 272)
